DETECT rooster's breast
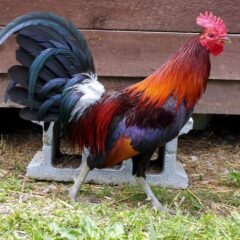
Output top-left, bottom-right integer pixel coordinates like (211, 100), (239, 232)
(106, 97), (193, 156)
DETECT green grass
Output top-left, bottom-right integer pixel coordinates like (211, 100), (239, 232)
(228, 171), (240, 188)
(0, 171), (240, 240)
(1, 202), (240, 240)
(1, 122), (240, 239)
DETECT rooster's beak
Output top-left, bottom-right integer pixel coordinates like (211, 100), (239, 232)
(220, 36), (231, 44)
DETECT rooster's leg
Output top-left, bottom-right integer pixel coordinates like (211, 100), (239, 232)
(69, 150), (90, 201)
(135, 176), (175, 214)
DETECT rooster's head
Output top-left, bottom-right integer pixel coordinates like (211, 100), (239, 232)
(197, 11), (230, 56)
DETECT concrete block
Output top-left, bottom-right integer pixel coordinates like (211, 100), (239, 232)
(27, 119), (193, 189)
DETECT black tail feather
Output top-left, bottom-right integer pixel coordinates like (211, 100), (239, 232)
(37, 95), (61, 120)
(8, 65), (28, 89)
(38, 78), (67, 99)
(17, 35), (70, 78)
(18, 26), (80, 76)
(20, 108), (59, 122)
(16, 48), (56, 81)
(8, 87), (41, 109)
(8, 65), (46, 94)
(1, 12), (96, 127)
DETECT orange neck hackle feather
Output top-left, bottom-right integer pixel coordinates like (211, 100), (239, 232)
(127, 36), (211, 110)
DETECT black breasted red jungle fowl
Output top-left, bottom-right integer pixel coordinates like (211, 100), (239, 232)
(0, 12), (229, 213)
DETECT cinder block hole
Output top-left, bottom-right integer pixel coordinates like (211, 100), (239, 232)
(53, 153), (82, 169)
(51, 137), (123, 170)
(52, 138), (82, 168)
(146, 146), (165, 174)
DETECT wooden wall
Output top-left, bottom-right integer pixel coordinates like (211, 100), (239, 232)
(0, 1), (240, 114)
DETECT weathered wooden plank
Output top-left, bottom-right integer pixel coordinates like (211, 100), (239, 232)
(101, 78), (240, 115)
(0, 0), (238, 33)
(195, 80), (240, 114)
(0, 36), (18, 74)
(1, 74), (240, 114)
(0, 31), (239, 80)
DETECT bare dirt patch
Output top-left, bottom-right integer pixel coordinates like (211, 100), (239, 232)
(178, 116), (240, 190)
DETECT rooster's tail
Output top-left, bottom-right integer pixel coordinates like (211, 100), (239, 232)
(0, 12), (104, 131)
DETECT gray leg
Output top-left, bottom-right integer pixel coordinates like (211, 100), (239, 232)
(69, 149), (90, 201)
(135, 176), (176, 214)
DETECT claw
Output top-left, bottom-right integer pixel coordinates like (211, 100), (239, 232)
(151, 197), (176, 214)
(135, 176), (176, 214)
(68, 187), (82, 202)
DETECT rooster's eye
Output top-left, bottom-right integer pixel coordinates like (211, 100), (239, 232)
(208, 33), (215, 38)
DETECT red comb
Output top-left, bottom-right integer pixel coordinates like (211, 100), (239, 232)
(196, 12), (227, 35)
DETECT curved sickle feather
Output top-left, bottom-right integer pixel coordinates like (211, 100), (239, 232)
(0, 12), (92, 62)
(28, 48), (77, 107)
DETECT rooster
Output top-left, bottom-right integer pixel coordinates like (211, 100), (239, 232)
(0, 12), (229, 212)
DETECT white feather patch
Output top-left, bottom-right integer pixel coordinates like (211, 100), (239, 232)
(68, 73), (105, 121)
